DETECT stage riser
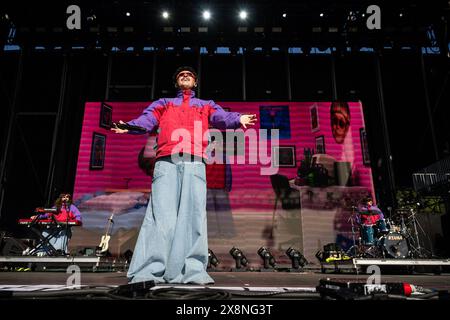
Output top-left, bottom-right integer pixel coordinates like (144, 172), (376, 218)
(0, 256), (128, 272)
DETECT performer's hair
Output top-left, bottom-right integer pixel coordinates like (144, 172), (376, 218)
(55, 193), (72, 210)
(363, 196), (373, 203)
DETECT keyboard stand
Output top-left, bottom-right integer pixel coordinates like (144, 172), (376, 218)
(26, 215), (61, 256)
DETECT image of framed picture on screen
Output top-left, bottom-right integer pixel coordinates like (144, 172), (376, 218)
(310, 103), (319, 132)
(360, 127), (370, 166)
(259, 105), (291, 139)
(315, 135), (326, 154)
(100, 102), (113, 129)
(90, 132), (106, 170)
(272, 146), (296, 167)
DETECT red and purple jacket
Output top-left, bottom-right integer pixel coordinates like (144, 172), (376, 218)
(38, 204), (82, 223)
(357, 205), (385, 226)
(127, 89), (242, 160)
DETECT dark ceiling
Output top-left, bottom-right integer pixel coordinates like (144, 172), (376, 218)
(1, 0), (449, 49)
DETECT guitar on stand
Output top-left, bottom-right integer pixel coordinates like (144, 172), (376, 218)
(96, 213), (114, 256)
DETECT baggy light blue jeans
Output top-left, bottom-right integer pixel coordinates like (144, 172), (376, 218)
(127, 160), (214, 284)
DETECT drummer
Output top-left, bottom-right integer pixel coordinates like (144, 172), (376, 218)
(357, 197), (388, 245)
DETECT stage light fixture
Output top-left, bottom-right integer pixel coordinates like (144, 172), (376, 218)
(203, 10), (211, 20)
(86, 14), (96, 23)
(347, 11), (357, 22)
(285, 247), (307, 270)
(208, 249), (219, 268)
(319, 13), (324, 17)
(126, 12), (131, 17)
(282, 13), (287, 18)
(229, 247), (249, 270)
(162, 11), (169, 19)
(257, 246), (276, 270)
(239, 10), (248, 20)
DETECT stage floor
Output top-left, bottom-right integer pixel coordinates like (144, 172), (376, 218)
(1, 271), (450, 291)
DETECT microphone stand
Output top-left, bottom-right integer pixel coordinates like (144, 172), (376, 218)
(63, 203), (70, 256)
(347, 206), (361, 257)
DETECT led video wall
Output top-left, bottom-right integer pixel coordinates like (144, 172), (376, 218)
(72, 101), (375, 266)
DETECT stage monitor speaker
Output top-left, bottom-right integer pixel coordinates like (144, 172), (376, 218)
(0, 237), (28, 256)
(334, 161), (352, 186)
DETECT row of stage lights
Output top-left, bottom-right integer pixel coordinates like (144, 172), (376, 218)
(208, 246), (308, 272)
(115, 10), (360, 21)
(155, 10), (407, 21)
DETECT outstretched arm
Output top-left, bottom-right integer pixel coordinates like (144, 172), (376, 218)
(209, 101), (257, 129)
(111, 99), (166, 134)
(239, 114), (257, 128)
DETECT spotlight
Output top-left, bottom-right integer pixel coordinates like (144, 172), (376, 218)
(319, 13), (324, 17)
(229, 247), (249, 271)
(285, 247), (308, 271)
(239, 10), (248, 20)
(257, 247), (276, 271)
(282, 13), (287, 18)
(203, 10), (211, 20)
(162, 11), (169, 19)
(208, 249), (219, 269)
(86, 14), (96, 23)
(348, 11), (357, 22)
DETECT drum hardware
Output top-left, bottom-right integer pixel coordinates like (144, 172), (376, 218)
(378, 232), (409, 259)
(401, 208), (433, 259)
(346, 206), (365, 258)
(344, 200), (440, 260)
(346, 204), (412, 259)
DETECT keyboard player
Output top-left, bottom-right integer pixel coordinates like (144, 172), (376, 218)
(24, 193), (82, 256)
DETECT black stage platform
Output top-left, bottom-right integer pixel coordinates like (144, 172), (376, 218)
(0, 256), (449, 301)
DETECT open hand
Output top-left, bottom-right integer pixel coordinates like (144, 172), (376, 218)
(111, 120), (129, 134)
(240, 114), (258, 128)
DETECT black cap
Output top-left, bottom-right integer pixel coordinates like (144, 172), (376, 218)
(172, 66), (198, 84)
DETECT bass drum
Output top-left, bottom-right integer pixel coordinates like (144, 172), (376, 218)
(378, 232), (409, 259)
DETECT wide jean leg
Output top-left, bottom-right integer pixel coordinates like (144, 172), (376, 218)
(127, 160), (213, 284)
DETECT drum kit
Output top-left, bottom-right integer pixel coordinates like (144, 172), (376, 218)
(346, 206), (432, 259)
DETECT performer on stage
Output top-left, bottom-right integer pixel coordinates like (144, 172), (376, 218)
(27, 193), (82, 256)
(111, 66), (257, 284)
(357, 197), (388, 245)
